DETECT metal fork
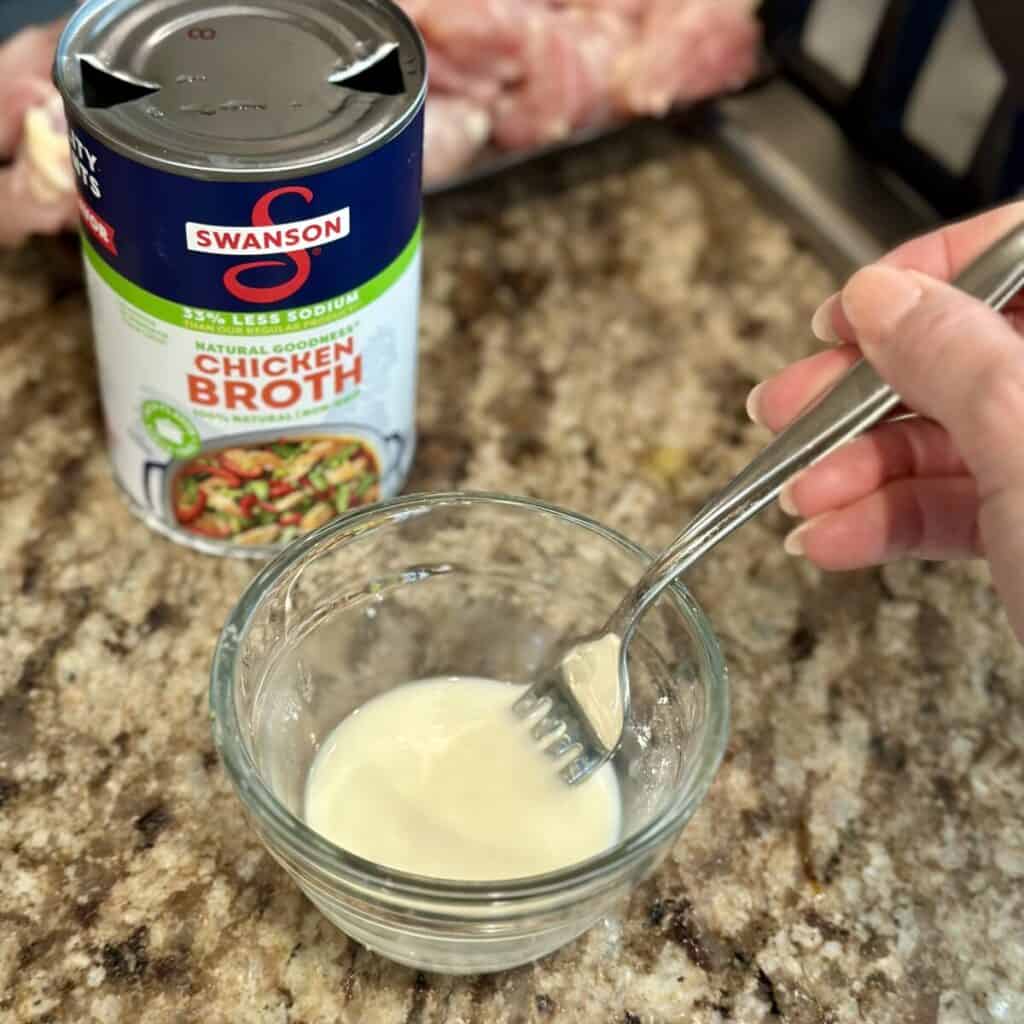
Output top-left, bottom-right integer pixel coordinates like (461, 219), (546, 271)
(514, 222), (1024, 785)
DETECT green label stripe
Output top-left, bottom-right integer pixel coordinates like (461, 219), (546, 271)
(82, 221), (421, 337)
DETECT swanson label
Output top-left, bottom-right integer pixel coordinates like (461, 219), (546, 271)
(69, 109), (424, 555)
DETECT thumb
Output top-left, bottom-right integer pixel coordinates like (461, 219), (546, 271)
(841, 263), (1024, 503)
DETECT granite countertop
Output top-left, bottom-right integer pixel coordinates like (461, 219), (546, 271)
(2, 123), (1022, 1024)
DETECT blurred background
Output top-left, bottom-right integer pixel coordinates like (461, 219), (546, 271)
(0, 0), (70, 34)
(736, 0), (1024, 268)
(2, 0), (1022, 268)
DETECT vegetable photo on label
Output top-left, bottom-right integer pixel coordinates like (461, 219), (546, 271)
(170, 436), (381, 544)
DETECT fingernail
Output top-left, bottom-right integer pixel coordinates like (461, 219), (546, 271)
(810, 296), (841, 343)
(745, 382), (766, 426)
(841, 265), (924, 350)
(778, 481), (799, 516)
(783, 522), (810, 557)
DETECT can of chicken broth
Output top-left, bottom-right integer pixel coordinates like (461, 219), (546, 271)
(54, 0), (426, 556)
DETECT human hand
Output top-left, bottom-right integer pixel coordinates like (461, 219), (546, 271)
(0, 19), (78, 248)
(746, 201), (1024, 642)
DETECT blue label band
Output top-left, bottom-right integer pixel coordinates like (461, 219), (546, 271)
(67, 107), (424, 312)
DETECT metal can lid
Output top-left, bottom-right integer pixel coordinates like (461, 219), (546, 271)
(54, 0), (426, 179)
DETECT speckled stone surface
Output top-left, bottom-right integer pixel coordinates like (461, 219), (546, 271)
(2, 124), (1023, 1024)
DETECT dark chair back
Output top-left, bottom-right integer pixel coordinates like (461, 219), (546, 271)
(761, 0), (1024, 217)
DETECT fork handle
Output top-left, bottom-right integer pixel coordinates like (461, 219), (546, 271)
(613, 221), (1024, 638)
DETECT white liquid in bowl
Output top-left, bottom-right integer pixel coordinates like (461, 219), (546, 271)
(304, 676), (622, 881)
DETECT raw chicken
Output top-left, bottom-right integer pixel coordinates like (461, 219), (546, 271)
(424, 96), (492, 186)
(412, 0), (761, 186)
(493, 8), (592, 150)
(0, 21), (65, 155)
(493, 6), (638, 148)
(615, 0), (761, 116)
(0, 20), (78, 248)
(407, 0), (527, 83)
(559, 0), (648, 20)
(567, 8), (635, 129)
(426, 46), (503, 107)
(20, 95), (75, 204)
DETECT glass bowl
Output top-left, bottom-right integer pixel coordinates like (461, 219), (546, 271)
(209, 492), (728, 974)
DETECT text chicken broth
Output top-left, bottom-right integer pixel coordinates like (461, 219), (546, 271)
(54, 0), (426, 555)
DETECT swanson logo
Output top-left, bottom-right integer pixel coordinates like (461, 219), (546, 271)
(185, 187), (351, 304)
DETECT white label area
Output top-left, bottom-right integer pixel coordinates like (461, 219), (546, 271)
(83, 242), (420, 552)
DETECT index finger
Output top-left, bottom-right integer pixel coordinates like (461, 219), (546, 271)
(819, 200), (1024, 343)
(882, 199), (1024, 279)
